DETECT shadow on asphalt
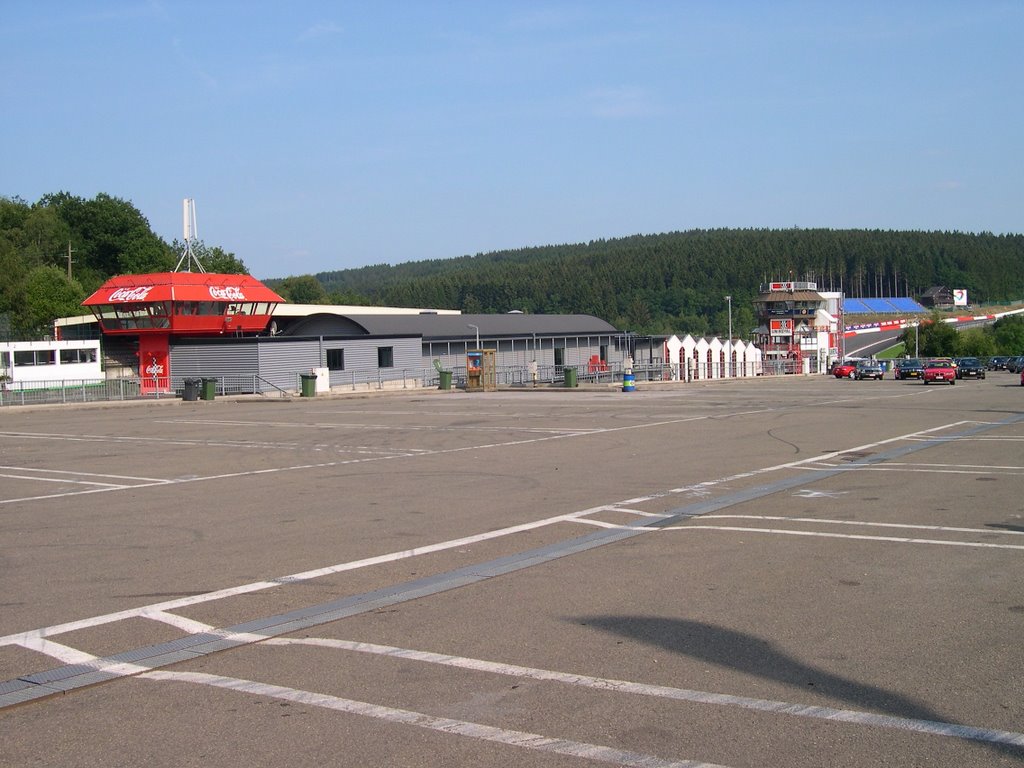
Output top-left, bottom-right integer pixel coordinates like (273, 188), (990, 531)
(579, 615), (1023, 761)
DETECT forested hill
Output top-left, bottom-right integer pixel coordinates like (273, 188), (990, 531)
(305, 229), (1024, 336)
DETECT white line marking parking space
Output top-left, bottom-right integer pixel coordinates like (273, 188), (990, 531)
(263, 636), (1024, 749)
(143, 669), (731, 768)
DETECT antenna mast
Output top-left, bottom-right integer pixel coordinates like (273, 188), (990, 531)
(174, 198), (206, 272)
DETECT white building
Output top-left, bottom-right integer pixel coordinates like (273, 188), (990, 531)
(1, 340), (103, 386)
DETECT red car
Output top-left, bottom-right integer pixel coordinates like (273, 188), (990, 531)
(832, 360), (858, 379)
(923, 360), (957, 385)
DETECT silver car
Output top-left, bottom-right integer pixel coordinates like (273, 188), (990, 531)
(854, 360), (885, 380)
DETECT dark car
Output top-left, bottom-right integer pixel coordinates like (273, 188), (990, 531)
(988, 355), (1010, 370)
(1007, 356), (1024, 374)
(954, 357), (985, 379)
(894, 358), (926, 380)
(854, 360), (884, 380)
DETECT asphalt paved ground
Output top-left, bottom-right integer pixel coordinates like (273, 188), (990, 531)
(1, 373), (1023, 767)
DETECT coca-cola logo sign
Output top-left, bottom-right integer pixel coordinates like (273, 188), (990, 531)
(209, 286), (245, 301)
(108, 286), (154, 302)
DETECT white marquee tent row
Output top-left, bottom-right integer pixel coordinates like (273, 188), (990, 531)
(663, 335), (766, 380)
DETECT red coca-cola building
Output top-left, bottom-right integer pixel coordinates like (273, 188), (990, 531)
(81, 272), (283, 392)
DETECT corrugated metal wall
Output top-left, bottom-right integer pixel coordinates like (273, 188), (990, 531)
(170, 336), (424, 392)
(326, 337), (422, 386)
(170, 342), (259, 378)
(258, 339), (322, 391)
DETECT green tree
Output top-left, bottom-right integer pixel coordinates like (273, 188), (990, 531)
(907, 315), (959, 357)
(276, 274), (328, 304)
(170, 239), (249, 274)
(991, 315), (1024, 354)
(954, 328), (995, 357)
(19, 265), (86, 336)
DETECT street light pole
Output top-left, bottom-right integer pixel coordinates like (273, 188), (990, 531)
(467, 323), (480, 349)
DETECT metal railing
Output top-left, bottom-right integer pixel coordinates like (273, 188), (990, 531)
(0, 360), (810, 407)
(0, 378), (142, 407)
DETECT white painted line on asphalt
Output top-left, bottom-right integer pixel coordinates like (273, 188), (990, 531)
(0, 420), (992, 645)
(0, 507), (601, 647)
(142, 669), (734, 768)
(265, 636), (1024, 749)
(16, 637), (150, 677)
(0, 473), (130, 488)
(661, 525), (1024, 550)
(159, 418), (598, 435)
(139, 610), (217, 634)
(807, 464), (1024, 476)
(0, 465), (169, 483)
(20, 637), (99, 665)
(853, 462), (1024, 470)
(701, 515), (1024, 536)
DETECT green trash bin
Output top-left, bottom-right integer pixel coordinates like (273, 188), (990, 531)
(200, 377), (217, 401)
(300, 373), (317, 397)
(438, 370), (452, 390)
(182, 378), (200, 401)
(564, 367), (578, 388)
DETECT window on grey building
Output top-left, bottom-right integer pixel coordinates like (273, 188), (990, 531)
(326, 348), (344, 370)
(377, 346), (394, 368)
(554, 345), (564, 367)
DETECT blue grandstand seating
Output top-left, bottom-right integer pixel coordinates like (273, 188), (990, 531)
(888, 297), (928, 313)
(863, 298), (894, 313)
(843, 297), (927, 314)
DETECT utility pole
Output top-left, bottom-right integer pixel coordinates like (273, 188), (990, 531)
(66, 241), (75, 280)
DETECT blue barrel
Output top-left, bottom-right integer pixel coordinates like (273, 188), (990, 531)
(622, 373), (636, 392)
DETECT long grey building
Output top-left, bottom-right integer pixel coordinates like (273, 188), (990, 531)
(58, 306), (625, 392)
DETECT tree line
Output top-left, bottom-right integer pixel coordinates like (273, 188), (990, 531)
(304, 228), (1024, 337)
(3, 192), (1023, 342)
(901, 313), (1024, 358)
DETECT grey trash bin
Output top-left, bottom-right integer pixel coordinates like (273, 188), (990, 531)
(182, 378), (200, 401)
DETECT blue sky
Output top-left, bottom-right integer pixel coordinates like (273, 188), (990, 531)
(2, 2), (1021, 279)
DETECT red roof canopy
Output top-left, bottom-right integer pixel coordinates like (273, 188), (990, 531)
(82, 272), (285, 306)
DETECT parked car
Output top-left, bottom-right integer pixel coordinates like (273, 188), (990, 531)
(923, 359), (957, 385)
(987, 355), (1010, 370)
(1007, 356), (1024, 373)
(954, 357), (986, 379)
(854, 360), (884, 380)
(894, 358), (925, 380)
(832, 360), (859, 379)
